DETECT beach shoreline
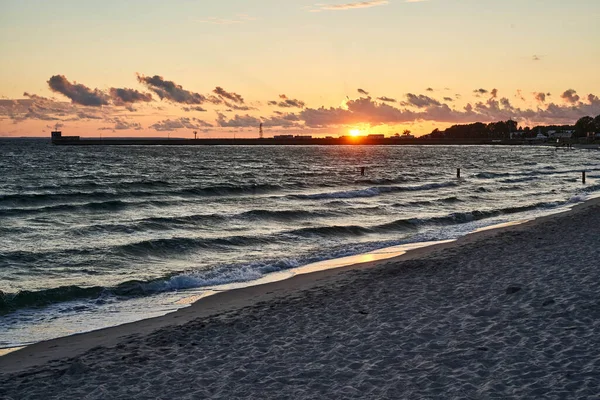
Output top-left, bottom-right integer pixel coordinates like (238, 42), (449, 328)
(2, 197), (600, 398)
(0, 199), (593, 371)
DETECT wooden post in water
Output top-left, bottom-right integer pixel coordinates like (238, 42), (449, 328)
(360, 167), (366, 176)
(582, 171), (586, 184)
(457, 168), (461, 179)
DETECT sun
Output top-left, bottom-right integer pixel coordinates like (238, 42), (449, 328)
(349, 129), (361, 136)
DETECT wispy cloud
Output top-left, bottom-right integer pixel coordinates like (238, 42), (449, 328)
(311, 1), (389, 12)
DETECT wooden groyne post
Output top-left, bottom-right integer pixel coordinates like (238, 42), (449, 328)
(457, 168), (461, 179)
(582, 171), (586, 184)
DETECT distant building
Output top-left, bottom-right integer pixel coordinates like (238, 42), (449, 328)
(273, 135), (294, 139)
(367, 134), (385, 139)
(294, 135), (312, 139)
(525, 133), (548, 143)
(400, 132), (415, 139)
(548, 130), (574, 139)
(509, 131), (525, 139)
(50, 131), (80, 141)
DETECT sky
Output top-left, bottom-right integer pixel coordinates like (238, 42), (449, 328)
(1, 0), (599, 138)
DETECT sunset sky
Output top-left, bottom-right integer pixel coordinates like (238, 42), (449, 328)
(1, 0), (599, 137)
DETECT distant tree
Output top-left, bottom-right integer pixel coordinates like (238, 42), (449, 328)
(575, 116), (594, 137)
(402, 129), (411, 136)
(424, 117), (583, 141)
(594, 114), (600, 131)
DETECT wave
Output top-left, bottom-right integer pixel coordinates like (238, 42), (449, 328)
(0, 196), (576, 314)
(73, 209), (335, 235)
(291, 181), (458, 200)
(376, 200), (566, 232)
(470, 167), (600, 180)
(9, 179), (173, 193)
(581, 183), (600, 194)
(417, 201), (562, 226)
(239, 209), (334, 221)
(0, 286), (105, 313)
(0, 256), (303, 313)
(474, 172), (511, 179)
(393, 196), (462, 208)
(285, 225), (374, 237)
(0, 199), (179, 217)
(0, 183), (290, 208)
(112, 234), (274, 257)
(498, 177), (539, 184)
(353, 176), (418, 185)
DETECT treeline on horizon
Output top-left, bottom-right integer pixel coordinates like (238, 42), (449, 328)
(423, 114), (600, 140)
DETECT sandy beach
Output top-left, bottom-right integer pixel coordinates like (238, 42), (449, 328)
(2, 198), (600, 399)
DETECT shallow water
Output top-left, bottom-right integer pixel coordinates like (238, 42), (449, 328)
(1, 139), (599, 346)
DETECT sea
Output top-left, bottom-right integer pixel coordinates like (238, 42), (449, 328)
(1, 139), (599, 348)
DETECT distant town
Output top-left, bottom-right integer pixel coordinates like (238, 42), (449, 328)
(422, 114), (600, 143)
(49, 114), (600, 146)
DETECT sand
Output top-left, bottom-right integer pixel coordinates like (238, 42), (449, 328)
(1, 199), (600, 399)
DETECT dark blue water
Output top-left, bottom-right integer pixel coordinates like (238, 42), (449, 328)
(1, 139), (599, 346)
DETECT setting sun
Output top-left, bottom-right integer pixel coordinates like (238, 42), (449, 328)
(349, 129), (361, 136)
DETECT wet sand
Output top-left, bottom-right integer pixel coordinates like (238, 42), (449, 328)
(1, 198), (600, 399)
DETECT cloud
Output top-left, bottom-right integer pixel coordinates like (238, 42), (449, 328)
(426, 87), (434, 92)
(377, 96), (396, 102)
(150, 117), (213, 131)
(74, 111), (104, 120)
(357, 88), (370, 96)
(268, 94), (306, 108)
(220, 101), (256, 111)
(5, 99), (61, 121)
(402, 93), (441, 108)
(137, 74), (206, 104)
(4, 93), (106, 122)
(263, 113), (302, 127)
(443, 97), (453, 102)
(47, 75), (110, 106)
(490, 88), (498, 99)
(206, 95), (224, 105)
(534, 92), (546, 103)
(216, 112), (262, 127)
(313, 1), (389, 11)
(182, 106), (208, 112)
(561, 89), (580, 104)
(473, 88), (488, 96)
(515, 89), (525, 102)
(297, 93), (600, 128)
(532, 55), (542, 61)
(99, 117), (143, 131)
(213, 86), (245, 104)
(301, 97), (417, 127)
(109, 88), (153, 105)
(272, 111), (301, 121)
